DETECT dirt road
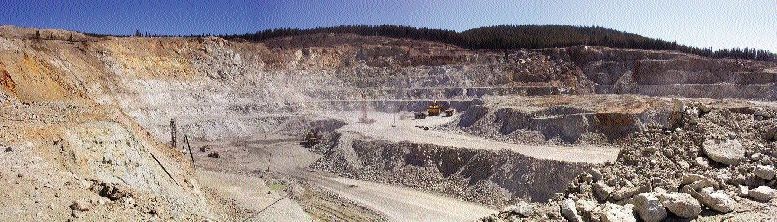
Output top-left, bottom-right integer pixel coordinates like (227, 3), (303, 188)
(303, 174), (497, 222)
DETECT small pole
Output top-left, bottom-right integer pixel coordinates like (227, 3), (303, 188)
(170, 119), (177, 148)
(185, 134), (195, 169)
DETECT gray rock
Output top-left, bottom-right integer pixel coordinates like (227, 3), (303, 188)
(748, 186), (776, 202)
(593, 182), (613, 201)
(699, 187), (736, 213)
(660, 192), (701, 218)
(754, 165), (775, 180)
(561, 199), (583, 222)
(590, 169), (603, 182)
(634, 193), (667, 222)
(600, 203), (636, 222)
(702, 139), (745, 165)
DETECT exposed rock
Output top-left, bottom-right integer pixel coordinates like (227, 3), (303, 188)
(702, 139), (745, 165)
(501, 201), (534, 217)
(660, 192), (701, 218)
(92, 182), (129, 201)
(589, 169), (603, 182)
(738, 185), (749, 197)
(698, 187), (736, 213)
(633, 193), (667, 222)
(561, 199), (583, 222)
(600, 203), (636, 222)
(749, 186), (776, 202)
(3, 146), (10, 152)
(207, 152), (220, 158)
(593, 182), (613, 201)
(754, 165), (775, 180)
(69, 200), (91, 212)
(575, 199), (597, 219)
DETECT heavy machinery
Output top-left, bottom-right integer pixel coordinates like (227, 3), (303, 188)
(427, 101), (442, 116)
(444, 109), (455, 117)
(301, 130), (321, 148)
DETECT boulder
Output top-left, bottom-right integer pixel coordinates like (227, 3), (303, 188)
(660, 192), (701, 218)
(748, 186), (776, 202)
(702, 139), (745, 165)
(754, 165), (775, 180)
(593, 182), (613, 201)
(699, 187), (736, 213)
(560, 199), (583, 222)
(600, 203), (636, 222)
(633, 193), (667, 222)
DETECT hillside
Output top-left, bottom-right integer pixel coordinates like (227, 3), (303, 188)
(221, 25), (777, 61)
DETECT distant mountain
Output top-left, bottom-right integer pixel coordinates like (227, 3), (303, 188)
(218, 25), (775, 61)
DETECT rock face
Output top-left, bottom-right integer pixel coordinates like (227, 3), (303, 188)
(702, 139), (745, 165)
(660, 192), (701, 218)
(633, 193), (667, 222)
(749, 186), (776, 202)
(699, 187), (736, 213)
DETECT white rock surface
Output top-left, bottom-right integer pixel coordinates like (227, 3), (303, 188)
(600, 203), (636, 222)
(660, 192), (701, 218)
(749, 186), (776, 202)
(702, 139), (745, 165)
(699, 187), (736, 213)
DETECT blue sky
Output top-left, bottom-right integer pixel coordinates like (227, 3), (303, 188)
(2, 0), (775, 51)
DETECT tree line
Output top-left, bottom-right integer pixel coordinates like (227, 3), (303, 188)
(219, 25), (776, 62)
(84, 25), (775, 61)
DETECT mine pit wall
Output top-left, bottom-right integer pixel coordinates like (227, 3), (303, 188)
(566, 46), (777, 100)
(459, 105), (678, 143)
(313, 135), (594, 206)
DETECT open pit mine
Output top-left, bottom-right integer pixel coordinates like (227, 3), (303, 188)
(1, 25), (777, 221)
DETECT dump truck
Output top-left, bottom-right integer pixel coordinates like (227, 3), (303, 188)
(427, 101), (442, 116)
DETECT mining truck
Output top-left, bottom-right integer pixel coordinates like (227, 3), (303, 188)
(427, 101), (442, 116)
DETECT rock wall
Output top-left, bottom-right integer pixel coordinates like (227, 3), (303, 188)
(312, 133), (593, 206)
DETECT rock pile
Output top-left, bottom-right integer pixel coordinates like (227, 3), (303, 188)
(482, 104), (777, 221)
